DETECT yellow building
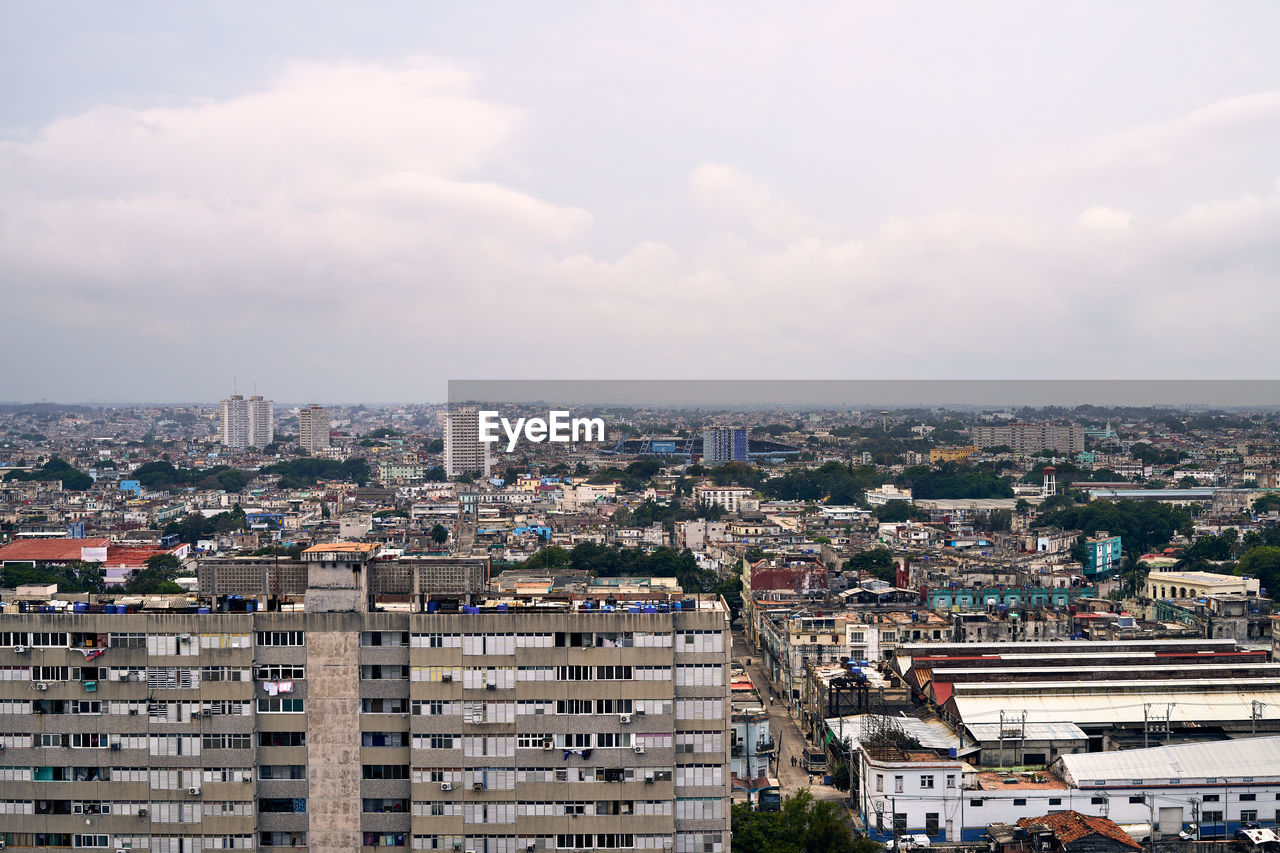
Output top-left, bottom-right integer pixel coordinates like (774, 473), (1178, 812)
(929, 445), (978, 464)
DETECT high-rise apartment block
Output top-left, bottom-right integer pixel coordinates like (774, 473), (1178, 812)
(248, 395), (273, 449)
(970, 422), (1084, 455)
(298, 404), (331, 453)
(0, 547), (731, 852)
(701, 427), (748, 464)
(445, 406), (492, 478)
(221, 394), (273, 449)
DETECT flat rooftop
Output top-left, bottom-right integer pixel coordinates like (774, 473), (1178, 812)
(975, 770), (1069, 791)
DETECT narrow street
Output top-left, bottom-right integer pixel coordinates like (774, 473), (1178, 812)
(732, 630), (855, 815)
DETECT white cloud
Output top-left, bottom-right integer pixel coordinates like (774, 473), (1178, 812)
(1, 64), (1279, 400)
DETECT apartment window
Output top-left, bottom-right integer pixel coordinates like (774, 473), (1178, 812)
(257, 697), (304, 713)
(876, 774), (884, 793)
(259, 765), (306, 780)
(1049, 798), (1062, 806)
(925, 813), (940, 836)
(1203, 795), (1220, 802)
(1241, 794), (1257, 802)
(1129, 796), (1145, 804)
(945, 774), (956, 789)
(1242, 810), (1259, 822)
(920, 775), (934, 790)
(259, 731), (306, 747)
(1014, 799), (1027, 807)
(363, 764), (410, 780)
(257, 631), (304, 646)
(259, 798), (307, 813)
(1203, 811), (1224, 824)
(894, 813), (907, 834)
(894, 775), (903, 794)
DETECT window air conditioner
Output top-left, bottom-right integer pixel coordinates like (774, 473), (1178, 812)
(619, 714), (631, 724)
(13, 646), (27, 654)
(472, 782), (484, 792)
(242, 774), (253, 782)
(485, 683), (497, 691)
(441, 674), (452, 683)
(440, 782), (453, 791)
(128, 708), (139, 715)
(543, 741), (555, 750)
(634, 746), (646, 754)
(137, 808), (148, 817)
(34, 682), (48, 691)
(634, 708), (645, 715)
(187, 787), (201, 796)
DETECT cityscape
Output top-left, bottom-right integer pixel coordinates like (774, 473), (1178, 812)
(4, 2), (1280, 852)
(3, 397), (1280, 852)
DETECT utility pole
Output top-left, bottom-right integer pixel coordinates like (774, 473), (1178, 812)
(1188, 797), (1201, 842)
(1146, 794), (1155, 853)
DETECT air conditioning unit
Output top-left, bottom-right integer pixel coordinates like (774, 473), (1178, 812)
(543, 741), (555, 750)
(441, 674), (452, 683)
(137, 808), (148, 817)
(634, 708), (645, 715)
(128, 708), (139, 715)
(619, 714), (631, 724)
(187, 787), (201, 796)
(634, 746), (646, 754)
(242, 774), (253, 783)
(200, 709), (212, 717)
(440, 782), (453, 791)
(472, 782), (484, 792)
(13, 646), (28, 654)
(485, 683), (497, 691)
(34, 682), (48, 691)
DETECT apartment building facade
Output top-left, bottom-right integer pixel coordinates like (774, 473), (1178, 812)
(298, 405), (330, 454)
(0, 598), (730, 852)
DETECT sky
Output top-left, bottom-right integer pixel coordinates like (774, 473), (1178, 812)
(1, 1), (1279, 404)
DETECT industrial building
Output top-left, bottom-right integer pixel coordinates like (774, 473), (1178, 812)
(0, 544), (731, 852)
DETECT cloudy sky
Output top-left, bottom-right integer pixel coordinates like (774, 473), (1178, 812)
(2, 2), (1278, 403)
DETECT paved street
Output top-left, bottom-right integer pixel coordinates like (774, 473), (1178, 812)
(732, 629), (854, 814)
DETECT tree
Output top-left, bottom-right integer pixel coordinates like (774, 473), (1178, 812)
(831, 760), (852, 792)
(430, 524), (449, 546)
(122, 554), (185, 594)
(845, 547), (895, 583)
(1237, 546), (1280, 596)
(426, 438), (444, 453)
(874, 501), (914, 523)
(732, 789), (876, 853)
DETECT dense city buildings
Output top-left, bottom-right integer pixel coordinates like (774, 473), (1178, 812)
(971, 422), (1085, 455)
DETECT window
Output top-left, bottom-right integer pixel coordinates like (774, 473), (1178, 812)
(259, 798), (307, 813)
(1049, 798), (1062, 806)
(1091, 797), (1106, 805)
(925, 813), (939, 836)
(1203, 811), (1224, 824)
(894, 775), (903, 794)
(1014, 798), (1027, 807)
(362, 764), (410, 780)
(893, 813), (907, 834)
(1241, 810), (1259, 822)
(259, 731), (306, 747)
(259, 765), (306, 780)
(257, 697), (304, 713)
(970, 799), (983, 808)
(1241, 794), (1257, 802)
(946, 775), (955, 788)
(257, 631), (304, 646)
(1203, 795), (1220, 802)
(875, 774), (884, 793)
(1129, 796), (1146, 804)
(920, 775), (934, 790)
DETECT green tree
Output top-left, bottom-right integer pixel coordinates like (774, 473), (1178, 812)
(732, 788), (875, 853)
(1238, 546), (1280, 596)
(122, 553), (185, 594)
(845, 547), (895, 583)
(431, 524), (449, 546)
(830, 760), (852, 792)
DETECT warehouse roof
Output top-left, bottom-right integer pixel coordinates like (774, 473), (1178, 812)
(951, 685), (1280, 726)
(1055, 735), (1280, 785)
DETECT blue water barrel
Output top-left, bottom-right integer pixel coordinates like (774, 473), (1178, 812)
(197, 607), (211, 614)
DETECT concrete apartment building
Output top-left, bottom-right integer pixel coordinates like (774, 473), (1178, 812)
(221, 394), (274, 450)
(446, 407), (493, 478)
(0, 544), (731, 853)
(700, 428), (747, 465)
(971, 422), (1084, 455)
(298, 405), (331, 454)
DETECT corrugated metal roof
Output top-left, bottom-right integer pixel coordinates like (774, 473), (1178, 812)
(966, 721), (1088, 741)
(824, 714), (961, 750)
(1057, 735), (1280, 784)
(952, 688), (1280, 725)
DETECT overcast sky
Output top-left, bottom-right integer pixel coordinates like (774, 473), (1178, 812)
(2, 2), (1278, 404)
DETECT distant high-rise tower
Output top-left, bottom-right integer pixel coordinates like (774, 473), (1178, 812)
(248, 395), (273, 449)
(445, 406), (492, 478)
(298, 405), (331, 453)
(222, 393), (273, 449)
(702, 426), (749, 464)
(220, 395), (250, 449)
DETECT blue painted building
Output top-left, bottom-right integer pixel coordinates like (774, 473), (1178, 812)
(1083, 533), (1122, 577)
(924, 585), (1097, 611)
